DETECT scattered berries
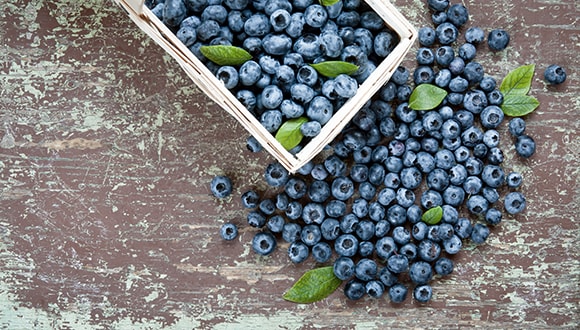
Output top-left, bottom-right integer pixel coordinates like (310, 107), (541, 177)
(544, 64), (567, 85)
(210, 175), (233, 198)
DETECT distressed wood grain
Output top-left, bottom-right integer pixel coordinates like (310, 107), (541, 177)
(1, 0), (579, 329)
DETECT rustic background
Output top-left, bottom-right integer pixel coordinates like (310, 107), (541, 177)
(1, 0), (578, 328)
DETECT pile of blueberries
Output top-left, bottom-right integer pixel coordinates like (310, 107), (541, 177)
(147, 0), (400, 142)
(208, 0), (567, 303)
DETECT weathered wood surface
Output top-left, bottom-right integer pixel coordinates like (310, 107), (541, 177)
(0, 0), (578, 329)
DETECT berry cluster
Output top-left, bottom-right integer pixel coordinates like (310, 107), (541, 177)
(209, 0), (562, 304)
(148, 0), (400, 146)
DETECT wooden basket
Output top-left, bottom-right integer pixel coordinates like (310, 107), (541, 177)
(113, 0), (416, 173)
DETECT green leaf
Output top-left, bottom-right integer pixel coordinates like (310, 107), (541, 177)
(500, 64), (535, 97)
(310, 61), (359, 78)
(283, 266), (342, 304)
(319, 0), (341, 6)
(422, 206), (443, 225)
(199, 45), (252, 66)
(275, 117), (308, 151)
(408, 84), (448, 110)
(501, 94), (540, 117)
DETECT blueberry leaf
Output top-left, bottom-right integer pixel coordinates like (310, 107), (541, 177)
(310, 61), (359, 78)
(275, 117), (308, 151)
(283, 266), (342, 303)
(422, 206), (443, 225)
(500, 64), (535, 97)
(408, 84), (448, 110)
(200, 45), (252, 66)
(501, 94), (540, 117)
(319, 0), (341, 6)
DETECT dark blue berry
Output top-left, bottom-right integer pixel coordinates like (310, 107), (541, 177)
(434, 257), (454, 276)
(465, 26), (485, 44)
(544, 64), (567, 84)
(355, 258), (378, 281)
(285, 201), (303, 220)
(288, 241), (309, 263)
(446, 4), (468, 27)
(241, 190), (260, 208)
(488, 29), (510, 51)
(481, 164), (505, 188)
(210, 175), (233, 198)
(252, 231), (277, 255)
(344, 279), (366, 300)
(508, 118), (526, 137)
(485, 208), (502, 225)
(335, 234), (359, 257)
(443, 234), (462, 254)
(409, 261), (433, 285)
(333, 256), (355, 280)
(418, 239), (441, 262)
(470, 223), (490, 244)
(454, 217), (473, 239)
(504, 191), (526, 214)
(282, 222), (302, 243)
(389, 284), (408, 303)
(366, 280), (385, 299)
(418, 26), (437, 46)
(515, 135), (536, 158)
(436, 22), (458, 44)
(414, 284), (433, 303)
(220, 223), (238, 240)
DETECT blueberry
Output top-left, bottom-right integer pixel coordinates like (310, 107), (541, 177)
(374, 220), (390, 239)
(351, 198), (369, 218)
(464, 62), (485, 85)
(252, 231), (277, 255)
(308, 180), (331, 202)
(320, 218), (340, 241)
(224, 0), (249, 10)
(163, 0), (187, 27)
(436, 22), (458, 45)
(400, 166), (422, 189)
(407, 205), (423, 224)
(306, 242), (330, 263)
(454, 217), (473, 239)
(418, 239), (441, 262)
(288, 241), (309, 263)
(282, 222), (302, 243)
(480, 105), (504, 129)
(340, 213), (359, 234)
(265, 215), (284, 233)
(418, 26), (437, 46)
(262, 33), (293, 55)
(176, 25), (197, 47)
(220, 223), (238, 240)
(377, 187), (396, 207)
(202, 5), (228, 24)
(375, 236), (397, 260)
(470, 223), (490, 244)
(435, 46), (455, 67)
(300, 224), (322, 246)
(336, 11), (361, 27)
(280, 99), (304, 119)
(448, 164), (468, 186)
(285, 12), (305, 38)
(486, 89), (504, 106)
(414, 66), (435, 85)
(442, 234), (462, 254)
(239, 60), (262, 86)
(353, 146), (373, 164)
(485, 207), (502, 225)
(434, 257), (454, 276)
(320, 30), (344, 58)
(467, 195), (489, 215)
(244, 13), (270, 36)
(515, 135), (536, 158)
(387, 254), (409, 274)
(334, 74), (358, 98)
(464, 26), (485, 44)
(409, 261), (433, 285)
(458, 43), (476, 61)
(302, 202), (326, 225)
(335, 234), (359, 257)
(355, 258), (378, 281)
(365, 280), (385, 299)
(508, 117), (526, 137)
(241, 190), (260, 209)
(236, 90), (257, 111)
(461, 126), (483, 147)
(331, 176), (354, 200)
(428, 0), (450, 12)
(414, 284), (433, 303)
(150, 3), (165, 19)
(505, 171), (523, 189)
(388, 283), (408, 303)
(463, 176), (483, 195)
(246, 135), (262, 153)
(416, 152), (436, 173)
(285, 201), (303, 220)
(504, 191), (526, 214)
(368, 202), (386, 222)
(304, 4), (328, 28)
(307, 96), (333, 125)
(431, 11), (447, 26)
(487, 147), (504, 165)
(210, 175), (233, 198)
(454, 110), (475, 129)
(544, 64), (567, 84)
(427, 225), (442, 242)
(481, 164), (505, 188)
(449, 76), (468, 93)
(435, 69), (452, 88)
(285, 177), (308, 199)
(355, 220), (375, 241)
(479, 76), (497, 92)
(396, 84), (413, 102)
(488, 29), (510, 51)
(259, 198), (276, 215)
(344, 279), (366, 300)
(396, 187), (416, 208)
(374, 31), (396, 57)
(448, 57), (465, 76)
(264, 162), (290, 187)
(483, 129), (500, 148)
(435, 149), (456, 170)
(341, 45), (369, 74)
(483, 187), (500, 204)
(197, 20), (221, 41)
(293, 34), (323, 60)
(260, 110), (283, 132)
(290, 83), (315, 105)
(247, 210), (267, 228)
(446, 4), (468, 27)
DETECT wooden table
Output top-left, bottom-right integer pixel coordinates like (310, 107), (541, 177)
(1, 0), (578, 328)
